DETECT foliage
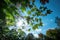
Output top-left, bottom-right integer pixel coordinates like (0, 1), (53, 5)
(46, 29), (57, 39)
(0, 0), (52, 30)
(55, 16), (60, 28)
(0, 0), (53, 40)
(25, 33), (35, 40)
(46, 29), (60, 40)
(46, 17), (60, 40)
(40, 0), (49, 5)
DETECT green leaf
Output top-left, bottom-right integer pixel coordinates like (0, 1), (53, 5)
(39, 22), (43, 26)
(35, 18), (38, 22)
(28, 29), (31, 31)
(26, 16), (31, 24)
(20, 7), (26, 12)
(46, 9), (53, 14)
(31, 7), (36, 12)
(33, 24), (38, 30)
(18, 29), (25, 36)
(27, 10), (31, 15)
(29, 5), (33, 8)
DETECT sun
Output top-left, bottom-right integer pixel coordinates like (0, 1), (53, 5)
(16, 17), (28, 29)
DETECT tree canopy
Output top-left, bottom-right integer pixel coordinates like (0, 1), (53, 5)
(0, 0), (54, 40)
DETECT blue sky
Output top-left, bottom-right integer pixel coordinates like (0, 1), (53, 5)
(36, 0), (60, 34)
(9, 0), (60, 37)
(18, 0), (60, 35)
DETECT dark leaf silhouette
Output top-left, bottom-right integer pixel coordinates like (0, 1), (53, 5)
(40, 0), (49, 5)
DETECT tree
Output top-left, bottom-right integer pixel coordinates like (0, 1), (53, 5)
(0, 0), (52, 30)
(25, 33), (35, 40)
(38, 33), (44, 40)
(46, 29), (57, 40)
(55, 16), (60, 28)
(46, 17), (60, 40)
(0, 0), (52, 40)
(46, 29), (60, 40)
(40, 0), (49, 5)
